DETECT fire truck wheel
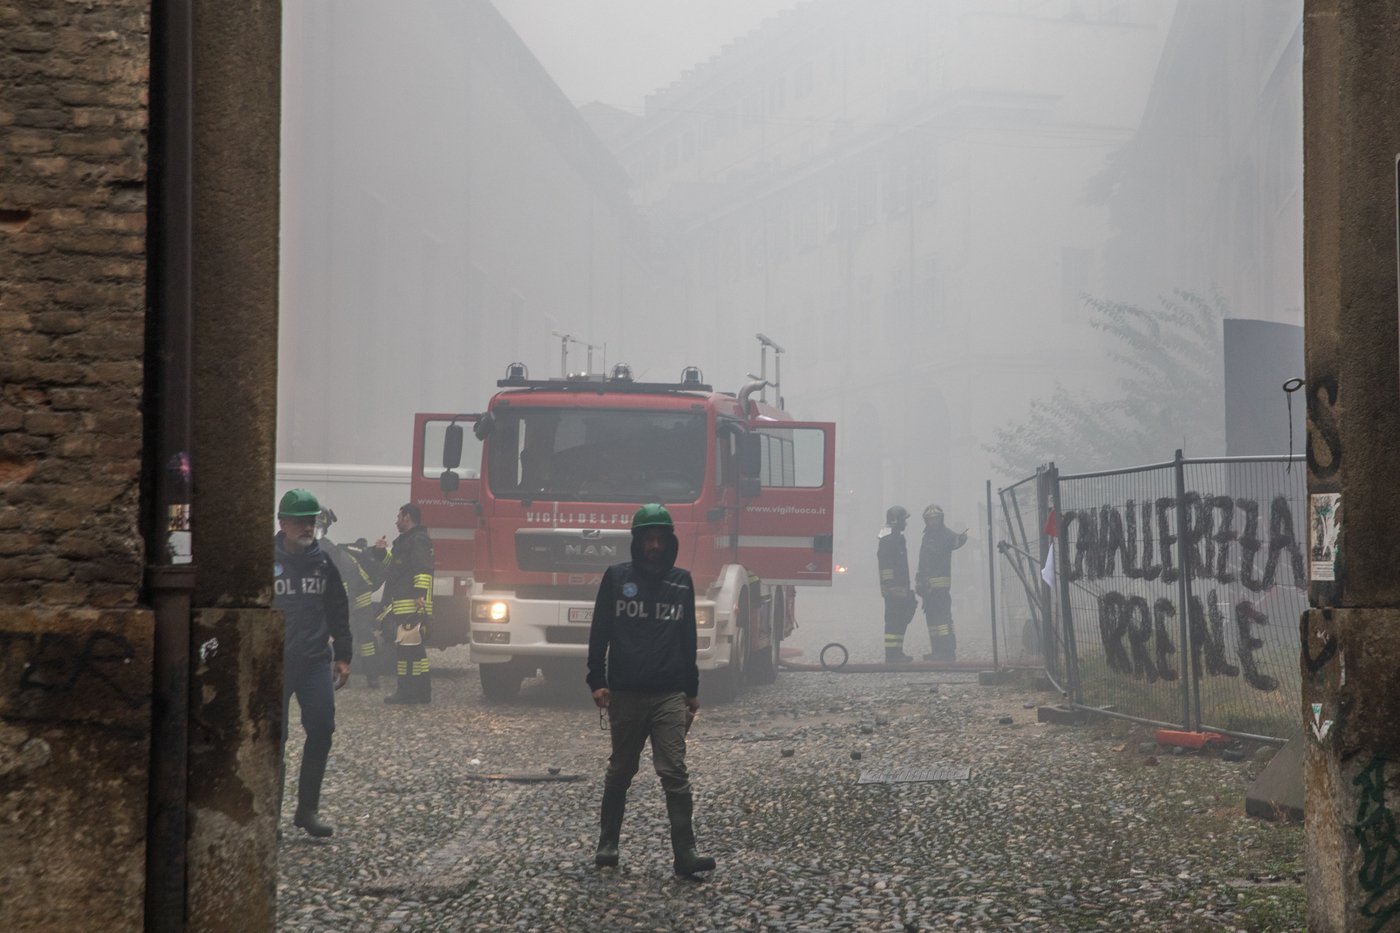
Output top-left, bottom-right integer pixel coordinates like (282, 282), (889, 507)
(711, 618), (747, 704)
(479, 661), (524, 701)
(749, 591), (782, 685)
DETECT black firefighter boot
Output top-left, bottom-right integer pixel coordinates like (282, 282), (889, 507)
(292, 747), (334, 838)
(665, 791), (715, 876)
(594, 782), (628, 868)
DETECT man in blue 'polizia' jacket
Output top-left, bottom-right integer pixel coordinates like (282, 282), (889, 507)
(587, 504), (715, 877)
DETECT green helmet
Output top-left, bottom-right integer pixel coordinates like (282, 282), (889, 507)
(631, 503), (674, 532)
(278, 488), (321, 517)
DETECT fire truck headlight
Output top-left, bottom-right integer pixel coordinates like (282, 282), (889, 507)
(695, 606), (715, 628)
(474, 601), (510, 622)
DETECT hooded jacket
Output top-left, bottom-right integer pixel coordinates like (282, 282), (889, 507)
(274, 532), (352, 667)
(586, 528), (699, 698)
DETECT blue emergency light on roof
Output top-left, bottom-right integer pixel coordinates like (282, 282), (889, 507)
(506, 362), (528, 380)
(611, 362), (634, 382)
(681, 366), (704, 387)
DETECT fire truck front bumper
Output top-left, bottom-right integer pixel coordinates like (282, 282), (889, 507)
(469, 594), (719, 663)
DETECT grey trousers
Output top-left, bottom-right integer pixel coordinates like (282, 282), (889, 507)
(604, 690), (691, 795)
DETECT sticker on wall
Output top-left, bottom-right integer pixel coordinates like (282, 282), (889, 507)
(1309, 493), (1341, 582)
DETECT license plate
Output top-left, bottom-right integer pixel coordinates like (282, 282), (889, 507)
(568, 608), (593, 623)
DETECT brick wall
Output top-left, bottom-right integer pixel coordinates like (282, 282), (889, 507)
(0, 0), (149, 610)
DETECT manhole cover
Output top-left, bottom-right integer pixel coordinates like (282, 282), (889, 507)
(857, 767), (970, 784)
(463, 772), (582, 783)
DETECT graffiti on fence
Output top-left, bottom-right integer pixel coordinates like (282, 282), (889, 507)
(1353, 756), (1400, 933)
(1063, 495), (1305, 591)
(1063, 494), (1304, 693)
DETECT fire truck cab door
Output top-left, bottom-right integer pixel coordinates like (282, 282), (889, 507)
(414, 413), (482, 574)
(736, 422), (835, 585)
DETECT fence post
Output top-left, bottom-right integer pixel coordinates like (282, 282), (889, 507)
(1172, 449), (1193, 731)
(986, 479), (998, 673)
(1048, 464), (1080, 705)
(1035, 467), (1056, 686)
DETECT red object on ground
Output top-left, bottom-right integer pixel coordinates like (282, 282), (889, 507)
(1155, 730), (1228, 749)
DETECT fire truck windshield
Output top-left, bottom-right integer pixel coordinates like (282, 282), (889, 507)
(486, 407), (708, 503)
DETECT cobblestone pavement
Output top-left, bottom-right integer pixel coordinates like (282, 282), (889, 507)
(278, 646), (1303, 933)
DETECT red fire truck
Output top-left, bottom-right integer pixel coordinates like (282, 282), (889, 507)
(408, 364), (836, 701)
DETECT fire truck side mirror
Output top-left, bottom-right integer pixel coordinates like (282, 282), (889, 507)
(442, 423), (464, 470)
(439, 470), (460, 493)
(738, 433), (761, 478)
(739, 477), (761, 499)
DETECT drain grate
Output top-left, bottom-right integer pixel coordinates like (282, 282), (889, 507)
(857, 767), (970, 784)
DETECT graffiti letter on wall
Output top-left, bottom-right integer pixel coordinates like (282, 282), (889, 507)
(1263, 495), (1307, 591)
(1152, 597), (1178, 681)
(1211, 495), (1237, 584)
(1239, 499), (1264, 592)
(1189, 591), (1240, 679)
(1139, 500), (1161, 581)
(1234, 600), (1279, 692)
(1124, 595), (1159, 683)
(1181, 492), (1210, 583)
(1156, 497), (1178, 584)
(1097, 592), (1132, 675)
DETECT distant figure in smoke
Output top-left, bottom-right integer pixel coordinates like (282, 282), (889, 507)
(877, 506), (918, 663)
(317, 509), (390, 688)
(374, 503), (435, 704)
(273, 488), (351, 838)
(916, 504), (967, 662)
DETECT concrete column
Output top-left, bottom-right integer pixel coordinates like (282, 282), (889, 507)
(184, 1), (283, 929)
(1302, 2), (1400, 929)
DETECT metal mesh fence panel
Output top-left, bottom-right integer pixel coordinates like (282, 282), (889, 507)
(995, 474), (1062, 683)
(1179, 458), (1306, 740)
(1040, 453), (1305, 741)
(1053, 461), (1186, 728)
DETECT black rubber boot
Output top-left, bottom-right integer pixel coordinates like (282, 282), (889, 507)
(594, 783), (627, 868)
(885, 649), (913, 664)
(292, 748), (334, 838)
(665, 791), (715, 876)
(366, 674), (380, 689)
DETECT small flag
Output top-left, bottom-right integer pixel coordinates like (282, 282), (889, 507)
(1043, 508), (1058, 538)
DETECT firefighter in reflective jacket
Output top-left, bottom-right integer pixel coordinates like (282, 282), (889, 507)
(877, 506), (918, 663)
(916, 504), (967, 662)
(318, 509), (390, 688)
(373, 502), (435, 704)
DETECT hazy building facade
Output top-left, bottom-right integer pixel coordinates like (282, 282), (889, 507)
(601, 0), (1177, 623)
(279, 0), (674, 466)
(1096, 0), (1304, 327)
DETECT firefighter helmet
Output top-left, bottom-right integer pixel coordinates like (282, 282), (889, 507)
(278, 488), (321, 517)
(315, 507), (338, 538)
(885, 506), (910, 525)
(631, 503), (674, 531)
(923, 504), (945, 520)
